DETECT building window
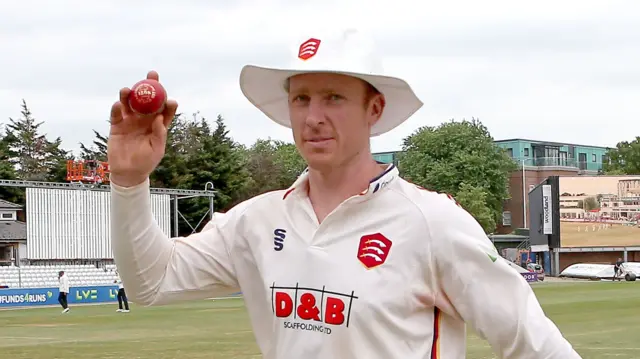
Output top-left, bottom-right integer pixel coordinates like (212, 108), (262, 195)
(545, 146), (560, 166)
(524, 148), (529, 156)
(592, 154), (597, 162)
(1, 213), (12, 219)
(578, 153), (587, 170)
(502, 211), (512, 226)
(559, 151), (568, 166)
(507, 148), (513, 158)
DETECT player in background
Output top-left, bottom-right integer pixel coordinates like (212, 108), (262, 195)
(58, 270), (70, 314)
(613, 257), (624, 281)
(107, 29), (582, 358)
(114, 270), (130, 312)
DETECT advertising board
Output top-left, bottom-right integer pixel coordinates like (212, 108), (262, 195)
(0, 285), (120, 308)
(520, 272), (538, 282)
(542, 185), (553, 235)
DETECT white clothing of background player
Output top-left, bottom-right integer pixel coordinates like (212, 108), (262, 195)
(58, 270), (70, 314)
(107, 29), (582, 358)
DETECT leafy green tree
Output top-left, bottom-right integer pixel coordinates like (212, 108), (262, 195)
(398, 118), (516, 233)
(242, 138), (306, 198)
(583, 196), (599, 211)
(454, 183), (496, 233)
(273, 141), (306, 185)
(243, 138), (281, 196)
(603, 137), (640, 174)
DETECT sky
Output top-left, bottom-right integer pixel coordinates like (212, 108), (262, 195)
(1, 0), (639, 157)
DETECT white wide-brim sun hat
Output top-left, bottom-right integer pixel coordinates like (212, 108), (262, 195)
(239, 29), (423, 137)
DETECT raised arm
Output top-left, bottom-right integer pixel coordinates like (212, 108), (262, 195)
(107, 71), (242, 306)
(428, 195), (582, 359)
(110, 179), (243, 306)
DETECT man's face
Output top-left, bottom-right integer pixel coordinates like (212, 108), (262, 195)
(287, 73), (384, 170)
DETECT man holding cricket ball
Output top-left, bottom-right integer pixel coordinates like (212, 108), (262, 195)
(108, 28), (581, 358)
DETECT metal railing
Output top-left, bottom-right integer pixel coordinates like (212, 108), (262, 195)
(516, 238), (531, 252)
(512, 156), (603, 171)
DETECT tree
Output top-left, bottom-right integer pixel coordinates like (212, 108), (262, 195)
(150, 113), (190, 189)
(583, 196), (599, 211)
(273, 141), (306, 185)
(398, 118), (516, 233)
(242, 138), (306, 199)
(79, 130), (109, 161)
(603, 137), (640, 174)
(44, 138), (75, 183)
(153, 113), (251, 236)
(454, 182), (496, 233)
(0, 131), (24, 204)
(190, 115), (251, 211)
(3, 100), (71, 181)
(243, 138), (281, 197)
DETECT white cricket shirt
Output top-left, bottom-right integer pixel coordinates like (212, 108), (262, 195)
(110, 164), (581, 359)
(59, 274), (70, 294)
(116, 276), (124, 290)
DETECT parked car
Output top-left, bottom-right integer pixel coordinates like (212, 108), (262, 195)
(526, 263), (545, 281)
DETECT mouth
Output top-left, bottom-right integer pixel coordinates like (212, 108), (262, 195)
(304, 137), (335, 148)
(305, 137), (334, 143)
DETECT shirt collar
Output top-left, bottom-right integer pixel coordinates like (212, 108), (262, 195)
(283, 163), (399, 201)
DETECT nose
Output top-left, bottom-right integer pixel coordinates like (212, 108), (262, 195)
(304, 98), (325, 127)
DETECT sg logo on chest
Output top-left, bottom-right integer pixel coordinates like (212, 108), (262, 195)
(357, 233), (393, 269)
(274, 228), (286, 251)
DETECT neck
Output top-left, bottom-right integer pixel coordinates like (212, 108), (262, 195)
(307, 151), (383, 222)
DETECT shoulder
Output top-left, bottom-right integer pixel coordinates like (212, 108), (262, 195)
(390, 178), (498, 279)
(390, 177), (469, 223)
(389, 177), (489, 248)
(228, 189), (290, 217)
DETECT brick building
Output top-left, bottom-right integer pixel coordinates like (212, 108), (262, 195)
(494, 139), (609, 234)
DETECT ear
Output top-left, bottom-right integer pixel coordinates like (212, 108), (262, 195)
(367, 94), (385, 127)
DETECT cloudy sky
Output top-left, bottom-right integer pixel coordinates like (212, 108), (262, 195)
(1, 0), (639, 157)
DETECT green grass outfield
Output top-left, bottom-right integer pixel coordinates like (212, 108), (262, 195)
(0, 281), (638, 358)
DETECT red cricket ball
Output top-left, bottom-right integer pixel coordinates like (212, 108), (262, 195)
(128, 79), (167, 115)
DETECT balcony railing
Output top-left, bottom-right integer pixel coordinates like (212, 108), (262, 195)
(512, 157), (603, 172)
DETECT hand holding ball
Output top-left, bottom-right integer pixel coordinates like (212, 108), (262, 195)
(128, 79), (167, 116)
(108, 71), (179, 188)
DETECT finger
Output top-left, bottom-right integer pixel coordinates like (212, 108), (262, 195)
(110, 101), (125, 126)
(118, 87), (134, 117)
(151, 114), (168, 145)
(162, 99), (179, 128)
(147, 70), (159, 81)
